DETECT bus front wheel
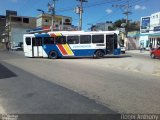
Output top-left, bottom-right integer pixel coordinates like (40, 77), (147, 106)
(49, 51), (58, 59)
(95, 50), (104, 58)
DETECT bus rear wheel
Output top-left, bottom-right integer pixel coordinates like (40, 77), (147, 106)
(95, 50), (104, 58)
(49, 51), (58, 59)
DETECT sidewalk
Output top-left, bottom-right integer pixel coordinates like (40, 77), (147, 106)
(126, 50), (150, 55)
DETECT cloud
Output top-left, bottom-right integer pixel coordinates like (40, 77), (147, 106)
(134, 5), (146, 10)
(141, 6), (146, 10)
(106, 9), (112, 14)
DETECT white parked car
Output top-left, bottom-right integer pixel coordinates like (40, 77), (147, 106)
(11, 46), (23, 51)
(120, 45), (126, 54)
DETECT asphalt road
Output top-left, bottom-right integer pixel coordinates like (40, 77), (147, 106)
(0, 50), (160, 115)
(0, 50), (116, 114)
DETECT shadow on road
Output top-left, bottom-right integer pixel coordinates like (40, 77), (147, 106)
(0, 64), (17, 79)
(0, 62), (118, 115)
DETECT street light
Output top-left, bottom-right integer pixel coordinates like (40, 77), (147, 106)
(37, 9), (45, 14)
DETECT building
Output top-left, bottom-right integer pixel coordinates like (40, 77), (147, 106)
(7, 11), (36, 48)
(91, 21), (113, 31)
(36, 13), (74, 31)
(1, 10), (36, 49)
(0, 15), (6, 42)
(149, 12), (160, 47)
(8, 15), (36, 47)
(140, 12), (160, 49)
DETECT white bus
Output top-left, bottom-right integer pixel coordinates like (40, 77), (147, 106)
(23, 31), (121, 58)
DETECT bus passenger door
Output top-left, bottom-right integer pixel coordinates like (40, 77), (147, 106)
(106, 35), (114, 54)
(24, 37), (32, 57)
(32, 37), (43, 57)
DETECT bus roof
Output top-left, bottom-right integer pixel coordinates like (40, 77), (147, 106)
(48, 30), (119, 35)
(24, 30), (119, 37)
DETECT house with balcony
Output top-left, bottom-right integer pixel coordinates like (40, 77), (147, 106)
(35, 13), (74, 31)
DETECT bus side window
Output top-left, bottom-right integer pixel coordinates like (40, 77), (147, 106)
(44, 37), (55, 45)
(50, 37), (55, 44)
(92, 35), (104, 43)
(67, 36), (79, 44)
(36, 37), (42, 46)
(25, 37), (31, 45)
(80, 35), (91, 44)
(55, 36), (66, 44)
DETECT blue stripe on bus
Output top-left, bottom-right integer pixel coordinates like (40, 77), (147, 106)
(72, 49), (96, 56)
(42, 45), (102, 57)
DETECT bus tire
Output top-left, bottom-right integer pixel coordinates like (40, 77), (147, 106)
(49, 51), (58, 59)
(95, 50), (104, 58)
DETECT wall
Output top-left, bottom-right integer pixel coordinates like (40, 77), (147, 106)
(10, 27), (29, 47)
(9, 16), (36, 47)
(36, 14), (72, 30)
(125, 37), (139, 50)
(0, 16), (6, 42)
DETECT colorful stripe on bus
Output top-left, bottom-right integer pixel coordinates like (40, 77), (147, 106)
(48, 32), (74, 56)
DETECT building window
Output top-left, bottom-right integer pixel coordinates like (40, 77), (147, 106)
(63, 23), (71, 25)
(55, 24), (59, 28)
(65, 19), (71, 23)
(63, 18), (71, 25)
(11, 17), (22, 22)
(156, 14), (158, 18)
(23, 18), (29, 23)
(45, 19), (49, 22)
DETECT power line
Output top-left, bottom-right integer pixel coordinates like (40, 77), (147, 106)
(84, 0), (123, 8)
(56, 0), (125, 13)
(112, 0), (133, 25)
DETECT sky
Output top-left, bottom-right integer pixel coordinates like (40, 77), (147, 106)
(0, 0), (160, 30)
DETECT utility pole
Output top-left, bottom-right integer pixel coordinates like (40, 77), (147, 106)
(123, 0), (131, 25)
(112, 0), (131, 38)
(75, 0), (88, 30)
(112, 0), (132, 48)
(48, 0), (58, 31)
(112, 0), (132, 25)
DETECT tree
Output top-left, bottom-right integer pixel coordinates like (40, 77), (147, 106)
(114, 19), (126, 28)
(108, 26), (116, 31)
(112, 19), (139, 31)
